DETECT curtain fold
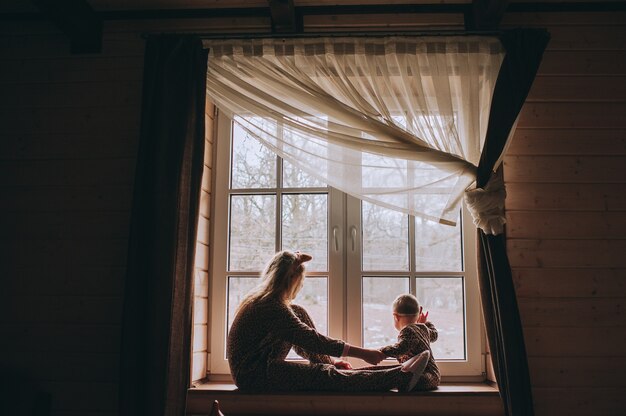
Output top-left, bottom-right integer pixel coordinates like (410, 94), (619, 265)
(205, 36), (505, 225)
(119, 35), (208, 416)
(476, 28), (550, 416)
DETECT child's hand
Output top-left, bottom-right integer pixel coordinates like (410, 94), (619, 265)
(417, 306), (429, 324)
(333, 359), (353, 370)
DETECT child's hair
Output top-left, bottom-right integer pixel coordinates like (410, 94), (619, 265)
(393, 294), (420, 316)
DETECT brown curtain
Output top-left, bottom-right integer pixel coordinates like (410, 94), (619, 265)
(119, 35), (208, 416)
(477, 28), (550, 416)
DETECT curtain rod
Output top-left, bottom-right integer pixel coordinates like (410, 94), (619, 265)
(142, 30), (503, 40)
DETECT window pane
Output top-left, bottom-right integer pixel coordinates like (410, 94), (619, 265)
(227, 276), (260, 333)
(416, 277), (465, 360)
(229, 195), (276, 271)
(283, 159), (326, 188)
(362, 201), (409, 271)
(282, 194), (328, 271)
(414, 214), (462, 271)
(231, 121), (276, 189)
(362, 277), (410, 349)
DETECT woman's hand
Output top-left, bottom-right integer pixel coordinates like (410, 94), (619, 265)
(360, 348), (386, 366)
(345, 345), (386, 366)
(333, 359), (353, 370)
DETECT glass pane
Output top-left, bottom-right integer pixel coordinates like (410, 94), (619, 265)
(362, 201), (409, 271)
(362, 277), (410, 349)
(283, 159), (326, 188)
(229, 195), (276, 271)
(287, 277), (329, 359)
(415, 277), (465, 360)
(227, 276), (260, 332)
(282, 194), (328, 271)
(414, 213), (462, 271)
(231, 121), (276, 189)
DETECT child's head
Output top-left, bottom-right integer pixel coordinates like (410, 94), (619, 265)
(392, 294), (420, 330)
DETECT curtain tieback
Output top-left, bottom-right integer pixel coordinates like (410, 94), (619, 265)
(464, 172), (506, 235)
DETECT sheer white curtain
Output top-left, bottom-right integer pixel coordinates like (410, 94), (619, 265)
(205, 36), (505, 225)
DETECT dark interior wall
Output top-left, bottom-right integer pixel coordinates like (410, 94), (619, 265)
(0, 20), (144, 415)
(0, 9), (625, 416)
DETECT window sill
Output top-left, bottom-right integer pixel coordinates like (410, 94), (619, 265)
(186, 381), (502, 416)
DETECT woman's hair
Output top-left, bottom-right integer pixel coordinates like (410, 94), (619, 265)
(236, 250), (305, 315)
(393, 294), (420, 316)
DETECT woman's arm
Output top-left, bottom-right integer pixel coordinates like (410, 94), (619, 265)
(269, 301), (346, 358)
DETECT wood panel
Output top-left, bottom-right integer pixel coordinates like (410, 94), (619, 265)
(508, 239), (626, 269)
(524, 326), (626, 357)
(503, 155), (626, 183)
(517, 102), (626, 129)
(10, 351), (120, 382)
(527, 76), (626, 102)
(506, 183), (626, 211)
(1, 296), (123, 324)
(518, 298), (625, 327)
(528, 356), (626, 388)
(0, 158), (136, 186)
(532, 388), (626, 416)
(507, 129), (626, 156)
(0, 185), (134, 212)
(40, 381), (118, 412)
(1, 211), (131, 240)
(6, 266), (125, 296)
(506, 211), (626, 239)
(512, 268), (626, 298)
(0, 324), (121, 353)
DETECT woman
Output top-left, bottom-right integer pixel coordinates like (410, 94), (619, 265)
(227, 250), (430, 392)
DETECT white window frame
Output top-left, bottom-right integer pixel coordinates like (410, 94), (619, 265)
(209, 112), (485, 380)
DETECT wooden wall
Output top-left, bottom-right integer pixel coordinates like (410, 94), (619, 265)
(0, 21), (144, 416)
(1, 5), (624, 416)
(191, 99), (215, 383)
(502, 10), (626, 416)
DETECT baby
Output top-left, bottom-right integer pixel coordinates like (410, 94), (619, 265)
(380, 294), (441, 390)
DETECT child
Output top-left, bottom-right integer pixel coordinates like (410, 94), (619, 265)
(379, 294), (441, 390)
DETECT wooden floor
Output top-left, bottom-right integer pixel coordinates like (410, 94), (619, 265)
(186, 382), (503, 416)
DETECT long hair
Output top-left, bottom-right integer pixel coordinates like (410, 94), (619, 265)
(235, 250), (305, 316)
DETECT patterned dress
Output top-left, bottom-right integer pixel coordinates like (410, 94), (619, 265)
(380, 322), (441, 390)
(227, 296), (414, 392)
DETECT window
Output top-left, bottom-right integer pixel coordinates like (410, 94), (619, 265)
(210, 113), (484, 379)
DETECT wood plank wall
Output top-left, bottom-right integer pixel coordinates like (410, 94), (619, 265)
(0, 21), (144, 416)
(501, 11), (626, 416)
(191, 99), (215, 383)
(1, 5), (625, 416)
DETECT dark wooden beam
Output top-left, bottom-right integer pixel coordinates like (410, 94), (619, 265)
(466, 0), (509, 30)
(268, 0), (298, 33)
(30, 0), (102, 53)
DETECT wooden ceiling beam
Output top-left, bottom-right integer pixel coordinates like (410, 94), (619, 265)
(466, 0), (509, 30)
(30, 0), (102, 53)
(268, 0), (298, 33)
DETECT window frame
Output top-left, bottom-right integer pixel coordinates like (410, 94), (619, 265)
(209, 111), (485, 380)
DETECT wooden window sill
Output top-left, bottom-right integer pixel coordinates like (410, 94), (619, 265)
(186, 381), (502, 416)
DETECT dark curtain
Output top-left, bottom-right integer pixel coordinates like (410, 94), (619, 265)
(119, 36), (208, 416)
(476, 29), (550, 416)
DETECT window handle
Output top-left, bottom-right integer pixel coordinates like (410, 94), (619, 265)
(332, 226), (339, 252)
(350, 226), (357, 252)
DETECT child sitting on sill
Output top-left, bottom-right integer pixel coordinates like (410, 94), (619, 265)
(380, 294), (441, 391)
